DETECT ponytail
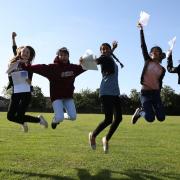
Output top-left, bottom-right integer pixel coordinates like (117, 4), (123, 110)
(111, 52), (124, 68)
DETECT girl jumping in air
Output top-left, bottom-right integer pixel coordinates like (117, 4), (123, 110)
(89, 41), (124, 153)
(22, 47), (86, 130)
(6, 32), (48, 132)
(131, 23), (166, 124)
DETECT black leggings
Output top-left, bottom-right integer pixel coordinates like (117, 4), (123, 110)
(7, 92), (40, 125)
(93, 95), (122, 141)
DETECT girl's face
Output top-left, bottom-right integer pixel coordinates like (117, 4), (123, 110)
(20, 47), (31, 61)
(150, 48), (161, 61)
(100, 45), (111, 56)
(58, 52), (69, 64)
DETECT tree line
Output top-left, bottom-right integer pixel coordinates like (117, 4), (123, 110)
(1, 85), (180, 115)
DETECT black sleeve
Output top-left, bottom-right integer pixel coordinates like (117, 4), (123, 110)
(96, 55), (105, 65)
(97, 55), (115, 75)
(28, 71), (33, 81)
(6, 76), (13, 90)
(12, 45), (17, 55)
(140, 29), (151, 61)
(167, 53), (179, 73)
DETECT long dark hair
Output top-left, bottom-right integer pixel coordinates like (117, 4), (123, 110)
(100, 43), (124, 68)
(10, 45), (35, 64)
(150, 46), (166, 62)
(54, 47), (70, 64)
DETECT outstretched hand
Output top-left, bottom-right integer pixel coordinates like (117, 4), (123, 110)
(12, 32), (17, 39)
(137, 22), (143, 30)
(112, 41), (118, 52)
(79, 57), (84, 65)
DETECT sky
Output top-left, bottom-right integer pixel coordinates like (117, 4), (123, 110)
(0, 0), (180, 97)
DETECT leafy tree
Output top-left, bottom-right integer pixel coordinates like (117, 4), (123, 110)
(74, 88), (100, 113)
(161, 85), (176, 107)
(120, 94), (132, 114)
(30, 86), (46, 110)
(129, 89), (141, 111)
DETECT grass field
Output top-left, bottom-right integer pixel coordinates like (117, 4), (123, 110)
(0, 112), (179, 180)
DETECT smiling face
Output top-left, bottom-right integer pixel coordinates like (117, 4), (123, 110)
(150, 48), (161, 59)
(20, 47), (31, 61)
(100, 45), (111, 56)
(58, 51), (69, 64)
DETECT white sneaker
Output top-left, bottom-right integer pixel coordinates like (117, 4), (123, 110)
(38, 115), (48, 128)
(64, 112), (69, 119)
(102, 136), (108, 153)
(131, 108), (142, 124)
(89, 132), (96, 150)
(21, 122), (28, 133)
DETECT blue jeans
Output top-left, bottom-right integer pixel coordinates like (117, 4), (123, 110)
(52, 99), (76, 123)
(140, 90), (165, 122)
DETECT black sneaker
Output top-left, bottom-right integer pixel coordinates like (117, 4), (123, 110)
(131, 108), (141, 124)
(51, 122), (58, 129)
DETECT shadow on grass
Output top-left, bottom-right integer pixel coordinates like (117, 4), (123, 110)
(0, 168), (74, 180)
(122, 169), (180, 180)
(76, 168), (180, 180)
(0, 168), (180, 180)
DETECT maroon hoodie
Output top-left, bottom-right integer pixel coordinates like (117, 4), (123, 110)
(23, 62), (85, 102)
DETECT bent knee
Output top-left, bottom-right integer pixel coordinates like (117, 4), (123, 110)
(7, 113), (14, 121)
(104, 119), (113, 125)
(145, 115), (155, 123)
(157, 117), (165, 122)
(54, 116), (64, 123)
(68, 115), (76, 121)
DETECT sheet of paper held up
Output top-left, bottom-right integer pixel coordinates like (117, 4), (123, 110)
(139, 11), (150, 26)
(11, 71), (31, 93)
(166, 36), (177, 58)
(81, 49), (98, 70)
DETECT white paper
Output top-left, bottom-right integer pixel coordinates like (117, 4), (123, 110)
(168, 36), (176, 50)
(166, 36), (176, 58)
(139, 11), (150, 26)
(11, 71), (31, 93)
(81, 49), (98, 70)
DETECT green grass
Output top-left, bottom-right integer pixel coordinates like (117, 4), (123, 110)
(0, 112), (180, 180)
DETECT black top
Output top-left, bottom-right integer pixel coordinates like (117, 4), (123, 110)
(96, 55), (115, 76)
(167, 53), (180, 84)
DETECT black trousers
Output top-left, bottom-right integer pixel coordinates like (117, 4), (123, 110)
(7, 92), (40, 125)
(93, 95), (122, 141)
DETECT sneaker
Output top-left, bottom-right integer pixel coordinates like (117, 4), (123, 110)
(38, 115), (48, 128)
(131, 108), (141, 124)
(51, 122), (58, 129)
(88, 132), (96, 150)
(21, 122), (28, 133)
(64, 112), (69, 119)
(102, 136), (108, 153)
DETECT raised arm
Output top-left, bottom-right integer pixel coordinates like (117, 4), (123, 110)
(12, 32), (17, 55)
(167, 52), (180, 73)
(112, 41), (118, 52)
(138, 23), (150, 61)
